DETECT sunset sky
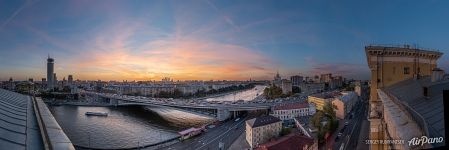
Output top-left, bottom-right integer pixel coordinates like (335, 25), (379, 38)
(1, 0), (449, 81)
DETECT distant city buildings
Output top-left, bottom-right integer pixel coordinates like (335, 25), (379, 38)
(271, 71), (292, 94)
(246, 115), (282, 148)
(106, 80), (249, 97)
(290, 75), (303, 87)
(272, 71), (282, 87)
(280, 79), (292, 94)
(68, 75), (73, 86)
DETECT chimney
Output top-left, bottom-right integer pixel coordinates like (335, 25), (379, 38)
(431, 68), (444, 82)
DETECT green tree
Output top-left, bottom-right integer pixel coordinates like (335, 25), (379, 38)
(310, 111), (324, 128)
(322, 101), (336, 119)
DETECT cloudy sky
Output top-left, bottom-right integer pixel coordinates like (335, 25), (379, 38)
(1, 0), (448, 81)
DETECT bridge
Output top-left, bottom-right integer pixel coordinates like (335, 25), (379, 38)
(81, 91), (275, 121)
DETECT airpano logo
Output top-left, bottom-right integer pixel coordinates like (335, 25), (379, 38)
(408, 136), (444, 146)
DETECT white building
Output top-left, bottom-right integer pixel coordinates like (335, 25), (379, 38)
(271, 102), (316, 125)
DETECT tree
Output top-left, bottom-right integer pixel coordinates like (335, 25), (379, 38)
(263, 85), (283, 99)
(292, 86), (301, 93)
(322, 101), (336, 119)
(310, 111), (324, 128)
(280, 127), (292, 136)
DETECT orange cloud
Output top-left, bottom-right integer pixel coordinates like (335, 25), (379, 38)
(70, 36), (274, 81)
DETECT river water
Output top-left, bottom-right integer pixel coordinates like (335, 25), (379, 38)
(48, 85), (266, 149)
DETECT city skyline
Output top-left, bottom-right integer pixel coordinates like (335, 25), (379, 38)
(1, 0), (449, 81)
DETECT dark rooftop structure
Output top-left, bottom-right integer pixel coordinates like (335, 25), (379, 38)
(0, 88), (44, 149)
(0, 88), (75, 150)
(256, 133), (315, 150)
(246, 115), (281, 128)
(384, 76), (448, 147)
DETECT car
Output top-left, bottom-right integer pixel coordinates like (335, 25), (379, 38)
(344, 121), (349, 126)
(338, 132), (343, 137)
(234, 118), (240, 122)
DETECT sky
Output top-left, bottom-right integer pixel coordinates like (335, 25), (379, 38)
(1, 0), (449, 81)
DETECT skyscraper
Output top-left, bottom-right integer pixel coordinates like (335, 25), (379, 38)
(68, 75), (73, 86)
(47, 56), (54, 90)
(53, 73), (57, 87)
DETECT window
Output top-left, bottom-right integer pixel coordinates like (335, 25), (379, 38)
(404, 67), (410, 74)
(423, 87), (428, 97)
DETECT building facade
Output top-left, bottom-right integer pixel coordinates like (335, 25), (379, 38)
(331, 91), (358, 119)
(246, 115), (282, 148)
(290, 75), (303, 87)
(365, 45), (443, 150)
(270, 102), (316, 125)
(281, 79), (292, 94)
(307, 91), (341, 110)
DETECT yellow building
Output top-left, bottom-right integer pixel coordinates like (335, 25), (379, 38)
(307, 91), (341, 110)
(245, 115), (282, 148)
(365, 45), (443, 150)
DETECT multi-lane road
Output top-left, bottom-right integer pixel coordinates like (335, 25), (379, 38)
(331, 99), (368, 150)
(161, 116), (247, 150)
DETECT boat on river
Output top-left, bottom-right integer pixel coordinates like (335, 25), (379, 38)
(85, 111), (108, 116)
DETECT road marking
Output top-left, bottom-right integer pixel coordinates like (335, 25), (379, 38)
(195, 117), (247, 150)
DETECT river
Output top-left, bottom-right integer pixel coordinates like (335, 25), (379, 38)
(48, 85), (266, 149)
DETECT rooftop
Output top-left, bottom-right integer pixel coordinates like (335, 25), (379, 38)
(256, 133), (314, 150)
(0, 88), (43, 149)
(384, 76), (448, 147)
(309, 91), (341, 99)
(365, 45), (443, 55)
(246, 115), (281, 128)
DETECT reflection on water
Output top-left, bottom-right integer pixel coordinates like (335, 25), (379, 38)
(205, 85), (266, 102)
(49, 105), (214, 149)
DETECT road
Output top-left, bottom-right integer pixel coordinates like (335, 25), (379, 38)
(330, 99), (368, 150)
(160, 116), (247, 150)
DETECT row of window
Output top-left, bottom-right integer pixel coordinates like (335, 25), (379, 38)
(274, 108), (309, 115)
(392, 66), (421, 75)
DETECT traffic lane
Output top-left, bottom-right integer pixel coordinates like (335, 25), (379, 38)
(161, 120), (238, 150)
(200, 124), (244, 150)
(191, 121), (238, 149)
(342, 101), (367, 150)
(333, 102), (366, 149)
(196, 117), (247, 150)
(348, 101), (369, 149)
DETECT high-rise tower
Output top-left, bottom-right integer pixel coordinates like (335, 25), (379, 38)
(47, 55), (54, 90)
